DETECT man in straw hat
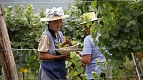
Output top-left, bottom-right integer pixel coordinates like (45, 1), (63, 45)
(38, 7), (70, 80)
(77, 12), (106, 80)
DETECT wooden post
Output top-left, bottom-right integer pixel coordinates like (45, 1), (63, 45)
(0, 4), (18, 80)
(107, 66), (112, 78)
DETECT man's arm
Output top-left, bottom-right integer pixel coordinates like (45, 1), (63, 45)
(77, 51), (91, 64)
(80, 54), (91, 64)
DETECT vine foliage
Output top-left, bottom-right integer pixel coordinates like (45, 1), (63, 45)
(91, 1), (143, 66)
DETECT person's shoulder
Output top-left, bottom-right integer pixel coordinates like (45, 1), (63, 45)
(38, 34), (49, 42)
(85, 35), (92, 39)
(42, 34), (49, 38)
(84, 35), (93, 42)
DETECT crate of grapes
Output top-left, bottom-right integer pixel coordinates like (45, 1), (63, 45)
(55, 40), (79, 55)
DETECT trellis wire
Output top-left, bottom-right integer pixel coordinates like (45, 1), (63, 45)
(0, 47), (123, 52)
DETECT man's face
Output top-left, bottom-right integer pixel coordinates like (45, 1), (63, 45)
(49, 19), (62, 32)
(84, 24), (90, 35)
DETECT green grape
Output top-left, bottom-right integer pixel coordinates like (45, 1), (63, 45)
(56, 43), (62, 48)
(72, 41), (77, 45)
(63, 44), (69, 47)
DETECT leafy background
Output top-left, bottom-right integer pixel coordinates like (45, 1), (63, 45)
(1, 0), (143, 79)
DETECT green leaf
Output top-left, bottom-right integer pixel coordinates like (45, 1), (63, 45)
(101, 15), (110, 23)
(124, 15), (131, 21)
(120, 33), (126, 39)
(76, 67), (84, 74)
(100, 26), (107, 34)
(74, 56), (80, 61)
(75, 61), (82, 67)
(30, 55), (36, 59)
(91, 1), (97, 9)
(112, 44), (117, 48)
(70, 52), (76, 58)
(90, 27), (96, 34)
(66, 61), (72, 67)
(86, 22), (92, 28)
(70, 70), (78, 77)
(112, 40), (118, 48)
(110, 12), (115, 18)
(132, 45), (141, 51)
(124, 27), (130, 33)
(110, 30), (119, 36)
(130, 40), (136, 45)
(94, 23), (102, 30)
(131, 26), (138, 31)
(102, 32), (109, 39)
(92, 72), (98, 79)
(121, 41), (127, 48)
(126, 20), (136, 27)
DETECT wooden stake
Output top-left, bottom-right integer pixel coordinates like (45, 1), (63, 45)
(0, 4), (18, 80)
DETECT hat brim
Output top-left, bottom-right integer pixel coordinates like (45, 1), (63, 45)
(40, 15), (70, 21)
(79, 18), (99, 25)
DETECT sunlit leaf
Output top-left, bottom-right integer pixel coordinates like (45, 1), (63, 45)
(91, 1), (97, 9)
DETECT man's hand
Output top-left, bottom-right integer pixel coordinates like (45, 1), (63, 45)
(76, 51), (82, 57)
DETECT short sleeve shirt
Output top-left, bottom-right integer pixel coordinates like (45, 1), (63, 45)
(38, 35), (50, 52)
(81, 35), (106, 63)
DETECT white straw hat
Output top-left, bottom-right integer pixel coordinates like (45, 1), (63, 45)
(80, 12), (98, 24)
(40, 7), (70, 21)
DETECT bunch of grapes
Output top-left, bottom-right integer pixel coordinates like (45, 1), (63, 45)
(62, 39), (73, 47)
(56, 39), (77, 48)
